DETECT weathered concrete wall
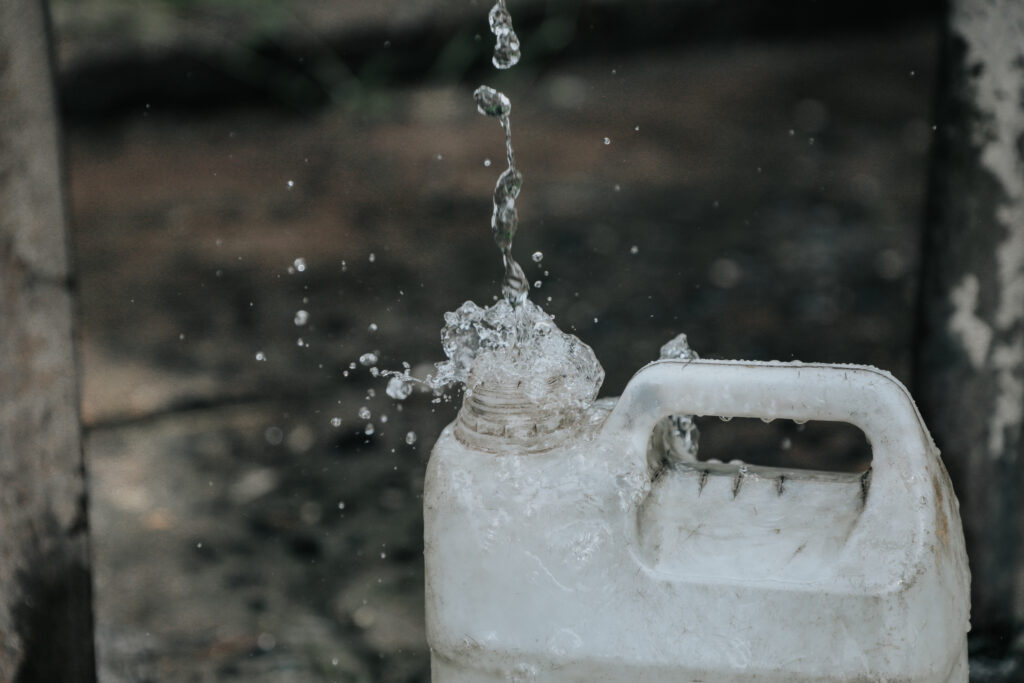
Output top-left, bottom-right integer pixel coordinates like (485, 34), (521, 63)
(0, 0), (96, 680)
(916, 0), (1024, 642)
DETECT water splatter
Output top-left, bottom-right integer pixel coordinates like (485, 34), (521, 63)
(386, 375), (414, 400)
(384, 0), (603, 421)
(428, 297), (603, 414)
(652, 333), (700, 465)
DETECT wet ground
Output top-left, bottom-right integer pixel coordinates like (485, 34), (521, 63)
(63, 11), (945, 681)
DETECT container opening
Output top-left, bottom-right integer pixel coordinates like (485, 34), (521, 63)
(650, 416), (871, 474)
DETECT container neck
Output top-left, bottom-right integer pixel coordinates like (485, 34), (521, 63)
(453, 377), (579, 454)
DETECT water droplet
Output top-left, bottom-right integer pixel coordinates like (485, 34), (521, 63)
(634, 125), (640, 132)
(386, 376), (414, 400)
(603, 137), (611, 145)
(257, 633), (276, 651)
(483, 158), (492, 167)
(265, 426), (283, 445)
(533, 280), (542, 288)
(255, 351), (267, 362)
(294, 309), (309, 326)
(178, 333), (185, 340)
(296, 337), (305, 347)
(719, 416), (733, 422)
(405, 431), (417, 445)
(337, 501), (346, 510)
(629, 245), (639, 255)
(487, 0), (521, 69)
(358, 406), (372, 420)
(532, 251), (543, 263)
(330, 417), (342, 427)
(368, 322), (378, 332)
(788, 129), (796, 136)
(364, 423), (375, 436)
(613, 184), (621, 192)
(435, 153), (443, 161)
(708, 257), (743, 289)
(368, 252), (376, 263)
(286, 179), (294, 188)
(780, 437), (792, 450)
(359, 352), (378, 366)
(293, 257), (306, 272)
(659, 333), (698, 361)
(474, 85), (511, 117)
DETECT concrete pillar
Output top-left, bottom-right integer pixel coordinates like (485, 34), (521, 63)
(916, 0), (1024, 647)
(0, 0), (96, 679)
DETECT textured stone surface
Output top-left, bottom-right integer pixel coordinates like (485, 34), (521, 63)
(0, 0), (95, 680)
(916, 0), (1024, 665)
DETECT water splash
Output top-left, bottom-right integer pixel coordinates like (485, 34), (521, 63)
(429, 298), (603, 412)
(382, 0), (604, 418)
(651, 333), (701, 466)
(660, 333), (698, 362)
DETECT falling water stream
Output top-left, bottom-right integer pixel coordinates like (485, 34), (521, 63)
(386, 0), (694, 455)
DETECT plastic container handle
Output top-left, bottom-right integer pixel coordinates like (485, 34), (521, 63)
(602, 359), (934, 494)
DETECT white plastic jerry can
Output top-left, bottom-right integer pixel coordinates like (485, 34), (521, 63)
(424, 359), (971, 681)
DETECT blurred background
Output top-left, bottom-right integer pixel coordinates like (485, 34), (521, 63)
(51, 0), (957, 680)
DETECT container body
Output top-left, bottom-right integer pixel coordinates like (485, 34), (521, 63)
(424, 360), (970, 681)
